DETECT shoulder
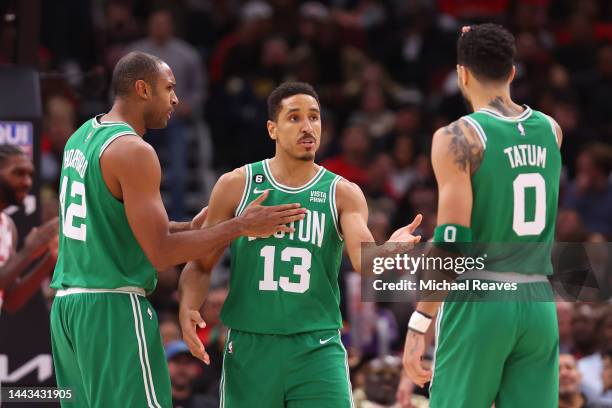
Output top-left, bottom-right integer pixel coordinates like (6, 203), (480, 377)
(101, 136), (160, 178)
(103, 135), (155, 160)
(335, 178), (367, 212)
(540, 112), (563, 147)
(215, 166), (246, 191)
(432, 117), (485, 174)
(208, 167), (247, 218)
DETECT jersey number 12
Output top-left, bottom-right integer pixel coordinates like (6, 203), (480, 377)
(59, 176), (87, 241)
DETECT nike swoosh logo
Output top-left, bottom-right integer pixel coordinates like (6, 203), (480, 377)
(253, 188), (270, 194)
(319, 335), (336, 345)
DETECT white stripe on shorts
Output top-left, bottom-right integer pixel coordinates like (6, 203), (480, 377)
(129, 293), (155, 408)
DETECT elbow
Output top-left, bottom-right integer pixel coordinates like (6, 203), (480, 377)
(150, 258), (172, 272)
(147, 250), (172, 272)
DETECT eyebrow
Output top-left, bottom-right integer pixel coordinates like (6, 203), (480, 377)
(285, 107), (320, 115)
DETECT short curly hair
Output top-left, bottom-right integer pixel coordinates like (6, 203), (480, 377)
(267, 82), (320, 121)
(457, 23), (516, 82)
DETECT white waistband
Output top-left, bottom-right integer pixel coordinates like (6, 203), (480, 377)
(55, 286), (145, 297)
(456, 270), (548, 283)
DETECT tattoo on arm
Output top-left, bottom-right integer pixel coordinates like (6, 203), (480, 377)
(446, 120), (484, 174)
(488, 96), (523, 116)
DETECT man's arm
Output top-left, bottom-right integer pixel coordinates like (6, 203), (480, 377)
(178, 169), (245, 363)
(168, 207), (209, 233)
(402, 118), (482, 387)
(101, 137), (306, 270)
(336, 180), (422, 274)
(0, 217), (57, 290)
(3, 253), (56, 313)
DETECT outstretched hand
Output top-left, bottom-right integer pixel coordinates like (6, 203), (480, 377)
(388, 214), (422, 244)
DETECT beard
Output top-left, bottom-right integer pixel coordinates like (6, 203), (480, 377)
(296, 151), (315, 161)
(0, 177), (20, 206)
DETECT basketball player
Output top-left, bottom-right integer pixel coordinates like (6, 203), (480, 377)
(178, 82), (422, 407)
(402, 24), (562, 408)
(50, 52), (307, 407)
(0, 145), (58, 314)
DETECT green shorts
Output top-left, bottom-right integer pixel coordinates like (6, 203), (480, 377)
(429, 281), (559, 408)
(50, 289), (172, 407)
(220, 328), (354, 408)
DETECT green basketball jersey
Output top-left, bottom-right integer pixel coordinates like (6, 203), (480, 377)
(221, 159), (344, 335)
(51, 115), (157, 292)
(463, 106), (561, 274)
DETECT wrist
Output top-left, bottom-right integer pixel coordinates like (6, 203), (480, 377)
(408, 310), (432, 334)
(232, 215), (248, 236)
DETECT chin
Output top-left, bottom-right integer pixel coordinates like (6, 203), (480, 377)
(149, 121), (168, 130)
(298, 153), (315, 161)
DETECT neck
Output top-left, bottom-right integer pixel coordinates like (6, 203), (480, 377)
(102, 99), (146, 136)
(268, 151), (319, 188)
(468, 84), (524, 117)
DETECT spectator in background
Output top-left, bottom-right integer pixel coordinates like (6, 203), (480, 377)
(349, 85), (395, 143)
(555, 13), (598, 77)
(41, 95), (77, 185)
(97, 0), (143, 71)
(591, 349), (612, 407)
(128, 7), (205, 220)
(209, 0), (273, 84)
(578, 311), (612, 399)
(353, 356), (429, 408)
(572, 304), (599, 359)
(165, 340), (218, 408)
(556, 209), (589, 242)
(563, 143), (612, 238)
(558, 302), (574, 354)
(322, 124), (370, 187)
(0, 145), (59, 314)
(390, 136), (417, 197)
(364, 153), (398, 213)
(159, 313), (182, 346)
(559, 353), (593, 408)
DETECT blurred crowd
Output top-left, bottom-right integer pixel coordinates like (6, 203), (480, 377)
(6, 0), (612, 406)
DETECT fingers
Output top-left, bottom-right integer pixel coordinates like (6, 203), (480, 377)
(181, 311), (209, 364)
(406, 214), (423, 233)
(248, 190), (269, 206)
(277, 209), (307, 224)
(268, 203), (302, 212)
(403, 358), (432, 388)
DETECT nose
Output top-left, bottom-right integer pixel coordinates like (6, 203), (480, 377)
(172, 93), (179, 106)
(301, 119), (313, 133)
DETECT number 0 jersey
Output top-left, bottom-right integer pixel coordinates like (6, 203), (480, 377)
(221, 160), (344, 335)
(51, 115), (156, 292)
(464, 106), (561, 274)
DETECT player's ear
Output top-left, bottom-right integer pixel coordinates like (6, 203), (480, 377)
(267, 120), (277, 141)
(134, 79), (150, 100)
(508, 65), (516, 83)
(458, 65), (468, 87)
